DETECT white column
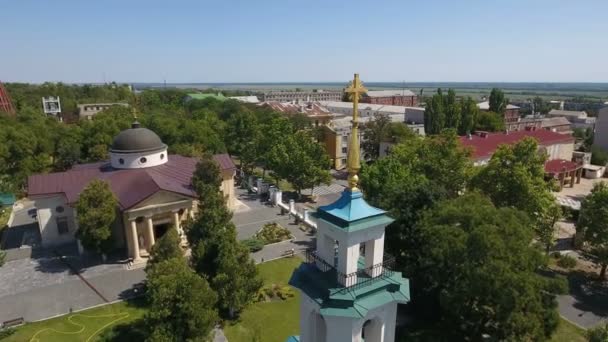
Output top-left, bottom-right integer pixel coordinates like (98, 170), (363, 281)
(337, 242), (359, 287)
(304, 209), (310, 223)
(146, 216), (155, 250)
(289, 199), (295, 215)
(275, 190), (283, 205)
(173, 210), (181, 235)
(365, 234), (385, 278)
(316, 233), (335, 269)
(130, 220), (141, 261)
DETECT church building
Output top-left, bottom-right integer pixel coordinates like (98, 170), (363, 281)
(27, 122), (236, 262)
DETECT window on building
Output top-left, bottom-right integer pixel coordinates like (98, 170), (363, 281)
(56, 217), (69, 235)
(160, 154), (165, 160)
(140, 157), (147, 164)
(342, 147), (348, 154)
(56, 206), (64, 213)
(119, 158), (125, 165)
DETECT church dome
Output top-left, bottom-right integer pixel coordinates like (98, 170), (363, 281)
(109, 122), (168, 169)
(110, 121), (167, 154)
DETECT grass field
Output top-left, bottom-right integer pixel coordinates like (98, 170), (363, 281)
(550, 319), (587, 342)
(223, 257), (302, 342)
(2, 299), (146, 342)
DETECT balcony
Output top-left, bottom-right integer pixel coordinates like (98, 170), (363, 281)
(304, 248), (395, 293)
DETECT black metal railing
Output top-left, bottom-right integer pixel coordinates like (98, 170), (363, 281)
(305, 248), (395, 292)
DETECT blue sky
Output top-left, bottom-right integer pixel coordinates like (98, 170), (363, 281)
(2, 0), (607, 83)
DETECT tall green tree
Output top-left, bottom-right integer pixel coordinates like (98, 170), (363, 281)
(146, 228), (183, 271)
(444, 89), (461, 130)
(424, 89), (446, 135)
(145, 258), (218, 342)
(458, 97), (479, 135)
(471, 138), (554, 222)
(578, 182), (608, 279)
(75, 180), (117, 254)
(409, 193), (565, 340)
(475, 111), (505, 132)
(186, 158), (262, 317)
(361, 112), (392, 160)
(360, 130), (472, 277)
(267, 131), (331, 197)
(489, 88), (507, 114)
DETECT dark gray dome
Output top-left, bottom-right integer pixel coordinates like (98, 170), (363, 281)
(110, 122), (167, 153)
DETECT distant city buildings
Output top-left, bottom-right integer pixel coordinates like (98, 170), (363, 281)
(261, 90), (343, 102)
(261, 101), (336, 127)
(78, 103), (129, 120)
(547, 109), (596, 130)
(229, 95), (259, 103)
(361, 89), (418, 106)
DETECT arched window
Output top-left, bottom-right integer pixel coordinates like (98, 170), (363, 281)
(140, 157), (147, 164)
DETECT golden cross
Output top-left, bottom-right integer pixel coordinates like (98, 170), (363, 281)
(344, 73), (367, 191)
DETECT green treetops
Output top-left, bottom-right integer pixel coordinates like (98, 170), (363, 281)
(578, 182), (608, 279)
(412, 193), (565, 340)
(75, 179), (117, 254)
(267, 130), (331, 197)
(145, 258), (218, 341)
(489, 88), (507, 114)
(146, 228), (183, 271)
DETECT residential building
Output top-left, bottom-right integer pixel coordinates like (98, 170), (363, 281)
(361, 89), (418, 106)
(477, 101), (521, 126)
(228, 95), (259, 103)
(460, 129), (575, 166)
(593, 106), (608, 151)
(77, 103), (129, 120)
(262, 101), (339, 127)
(27, 122), (236, 263)
(261, 90), (343, 102)
(320, 101), (424, 119)
(548, 109), (596, 130)
(540, 116), (573, 134)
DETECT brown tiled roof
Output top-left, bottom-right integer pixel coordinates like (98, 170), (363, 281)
(27, 154), (235, 210)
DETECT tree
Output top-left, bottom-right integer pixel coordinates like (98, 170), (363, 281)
(267, 131), (331, 197)
(410, 193), (565, 340)
(444, 89), (461, 130)
(145, 258), (218, 341)
(532, 96), (550, 114)
(578, 182), (608, 279)
(588, 323), (608, 342)
(475, 111), (505, 132)
(591, 145), (608, 166)
(361, 112), (392, 160)
(489, 88), (507, 114)
(360, 131), (472, 277)
(212, 241), (262, 318)
(146, 228), (182, 270)
(424, 89), (446, 135)
(471, 138), (554, 222)
(75, 180), (117, 255)
(458, 97), (478, 135)
(186, 158), (262, 317)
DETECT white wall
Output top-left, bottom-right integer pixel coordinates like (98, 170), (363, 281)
(110, 148), (168, 169)
(34, 195), (78, 247)
(595, 107), (608, 151)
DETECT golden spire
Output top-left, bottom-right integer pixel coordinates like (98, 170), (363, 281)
(344, 73), (367, 191)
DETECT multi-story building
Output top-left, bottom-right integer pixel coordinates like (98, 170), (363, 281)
(261, 101), (338, 127)
(477, 101), (521, 126)
(547, 109), (596, 130)
(361, 90), (417, 106)
(261, 90), (343, 102)
(593, 107), (608, 151)
(78, 103), (129, 120)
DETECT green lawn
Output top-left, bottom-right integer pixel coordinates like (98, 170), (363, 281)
(3, 299), (146, 342)
(550, 319), (587, 342)
(224, 257), (302, 342)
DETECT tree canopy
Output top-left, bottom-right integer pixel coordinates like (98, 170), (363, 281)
(145, 258), (218, 342)
(146, 227), (183, 270)
(489, 88), (507, 114)
(578, 182), (608, 279)
(361, 112), (415, 160)
(75, 179), (117, 254)
(409, 193), (565, 341)
(424, 89), (479, 135)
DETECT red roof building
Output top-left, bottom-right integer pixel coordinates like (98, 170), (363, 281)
(460, 129), (575, 164)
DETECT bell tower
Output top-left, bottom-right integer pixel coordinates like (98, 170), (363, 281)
(288, 74), (410, 342)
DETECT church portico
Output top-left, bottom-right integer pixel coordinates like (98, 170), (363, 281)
(123, 198), (193, 261)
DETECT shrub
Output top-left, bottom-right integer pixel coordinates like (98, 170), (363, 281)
(588, 323), (608, 342)
(254, 223), (292, 244)
(557, 254), (577, 269)
(254, 284), (295, 302)
(0, 250), (5, 267)
(242, 238), (264, 252)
